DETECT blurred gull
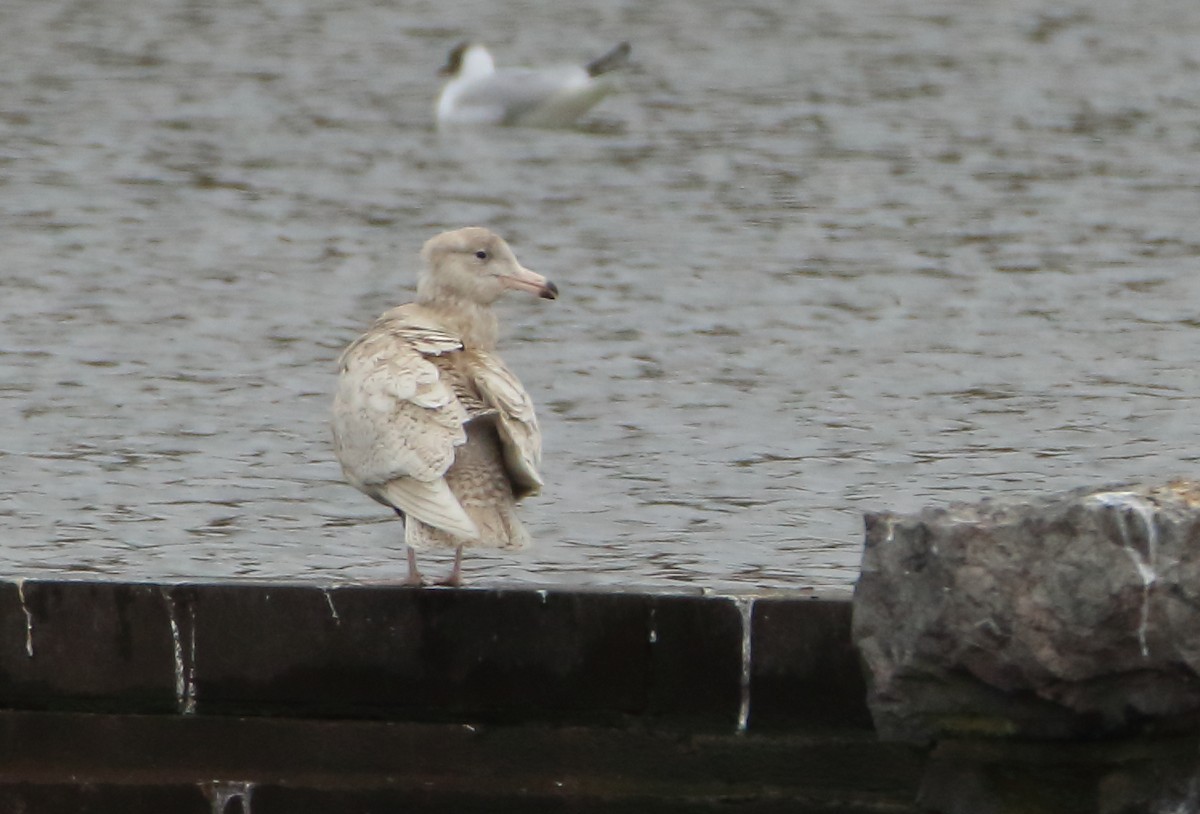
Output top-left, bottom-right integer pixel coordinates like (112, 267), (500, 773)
(436, 41), (631, 128)
(331, 228), (558, 586)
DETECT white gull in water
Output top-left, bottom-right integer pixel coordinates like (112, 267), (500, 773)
(435, 41), (631, 128)
(331, 228), (558, 586)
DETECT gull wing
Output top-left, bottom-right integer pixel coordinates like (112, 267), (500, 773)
(332, 312), (479, 539)
(469, 350), (544, 499)
(454, 67), (592, 124)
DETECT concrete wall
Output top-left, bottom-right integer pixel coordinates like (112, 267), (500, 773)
(0, 580), (923, 813)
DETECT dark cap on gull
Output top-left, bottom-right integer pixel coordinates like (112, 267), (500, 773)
(439, 41), (470, 76)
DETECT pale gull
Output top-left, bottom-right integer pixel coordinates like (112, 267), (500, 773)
(435, 41), (631, 128)
(331, 227), (558, 586)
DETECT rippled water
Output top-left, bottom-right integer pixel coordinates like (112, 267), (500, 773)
(3, 0), (1200, 592)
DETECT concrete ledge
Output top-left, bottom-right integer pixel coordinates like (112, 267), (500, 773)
(751, 598), (873, 731)
(0, 581), (179, 713)
(4, 575), (1198, 810)
(0, 709), (923, 813)
(0, 581), (916, 812)
(0, 581), (866, 732)
(185, 585), (743, 727)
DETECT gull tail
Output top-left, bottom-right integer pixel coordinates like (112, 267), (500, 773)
(586, 42), (632, 77)
(407, 502), (532, 552)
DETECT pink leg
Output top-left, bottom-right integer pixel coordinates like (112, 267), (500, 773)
(404, 547), (426, 587)
(435, 546), (464, 587)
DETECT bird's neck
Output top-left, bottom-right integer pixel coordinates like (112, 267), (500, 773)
(420, 294), (498, 350)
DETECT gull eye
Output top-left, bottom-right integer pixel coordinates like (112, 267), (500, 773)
(475, 250), (488, 260)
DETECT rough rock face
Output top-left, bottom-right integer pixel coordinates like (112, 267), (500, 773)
(852, 480), (1200, 742)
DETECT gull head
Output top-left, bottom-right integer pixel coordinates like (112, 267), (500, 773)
(439, 42), (496, 80)
(419, 227), (558, 307)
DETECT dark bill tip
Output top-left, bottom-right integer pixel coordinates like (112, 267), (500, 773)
(540, 280), (559, 300)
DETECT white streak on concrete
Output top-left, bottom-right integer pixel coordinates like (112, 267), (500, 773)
(162, 588), (197, 714)
(189, 605), (197, 710)
(206, 780), (253, 814)
(322, 589), (340, 623)
(15, 579), (33, 658)
(734, 596), (755, 733)
(1089, 492), (1158, 658)
(648, 606), (658, 644)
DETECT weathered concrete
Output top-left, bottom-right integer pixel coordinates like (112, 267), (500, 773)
(0, 582), (869, 730)
(853, 479), (1200, 743)
(750, 598), (873, 731)
(2, 558), (1197, 812)
(0, 581), (921, 812)
(0, 709), (923, 813)
(0, 581), (180, 713)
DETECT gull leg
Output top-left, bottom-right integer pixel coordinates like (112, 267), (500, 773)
(404, 547), (426, 587)
(436, 546), (464, 587)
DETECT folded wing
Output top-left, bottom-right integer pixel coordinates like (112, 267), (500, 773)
(455, 67), (592, 124)
(469, 351), (545, 499)
(331, 310), (479, 539)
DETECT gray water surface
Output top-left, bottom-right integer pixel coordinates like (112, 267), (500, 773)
(4, 0), (1200, 592)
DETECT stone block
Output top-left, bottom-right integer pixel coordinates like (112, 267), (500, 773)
(853, 480), (1200, 742)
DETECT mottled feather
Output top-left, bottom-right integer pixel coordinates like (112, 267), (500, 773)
(331, 228), (557, 565)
